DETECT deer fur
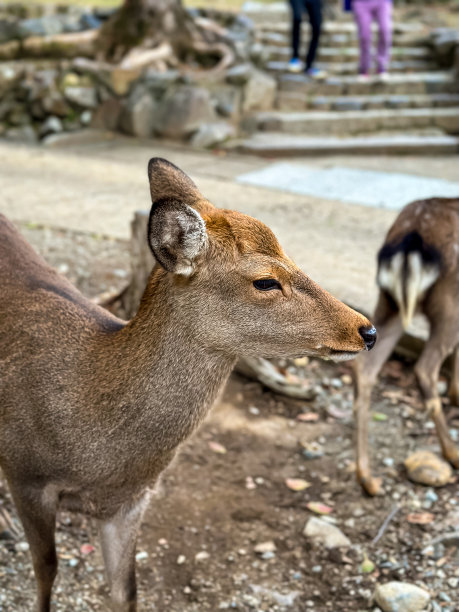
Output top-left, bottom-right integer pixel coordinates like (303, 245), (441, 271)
(353, 197), (459, 496)
(0, 158), (374, 611)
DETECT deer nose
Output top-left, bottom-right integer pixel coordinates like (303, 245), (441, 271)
(359, 325), (377, 350)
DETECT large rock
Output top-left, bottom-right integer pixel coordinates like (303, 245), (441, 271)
(64, 86), (97, 109)
(430, 28), (459, 67)
(91, 98), (123, 131)
(190, 122), (235, 148)
(155, 86), (216, 139)
(303, 517), (351, 548)
(242, 69), (276, 112)
(39, 116), (63, 139)
(0, 19), (19, 44)
(0, 64), (23, 97)
(42, 91), (71, 117)
(374, 582), (430, 612)
(120, 92), (157, 139)
(405, 450), (452, 487)
(4, 125), (38, 144)
(17, 16), (65, 39)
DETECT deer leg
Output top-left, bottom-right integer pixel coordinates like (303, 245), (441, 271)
(99, 495), (149, 612)
(8, 482), (58, 612)
(448, 345), (459, 407)
(354, 292), (403, 495)
(415, 322), (459, 469)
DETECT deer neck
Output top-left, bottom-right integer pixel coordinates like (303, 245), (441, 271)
(95, 269), (236, 452)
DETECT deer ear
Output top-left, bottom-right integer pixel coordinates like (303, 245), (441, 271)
(147, 199), (208, 276)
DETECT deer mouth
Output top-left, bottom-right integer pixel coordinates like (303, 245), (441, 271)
(327, 349), (360, 362)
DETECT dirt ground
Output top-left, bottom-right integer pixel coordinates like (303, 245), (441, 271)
(0, 225), (458, 612)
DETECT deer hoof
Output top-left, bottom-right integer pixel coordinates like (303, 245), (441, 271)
(357, 473), (383, 496)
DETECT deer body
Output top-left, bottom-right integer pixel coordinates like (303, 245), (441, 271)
(354, 197), (459, 496)
(0, 159), (374, 611)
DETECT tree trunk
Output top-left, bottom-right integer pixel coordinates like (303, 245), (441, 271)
(97, 0), (234, 71)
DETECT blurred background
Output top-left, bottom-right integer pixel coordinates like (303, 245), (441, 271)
(0, 0), (459, 610)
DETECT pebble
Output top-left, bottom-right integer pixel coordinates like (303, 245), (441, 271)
(261, 551), (276, 560)
(248, 406), (260, 415)
(177, 555), (186, 565)
(374, 582), (430, 612)
(424, 489), (439, 503)
(68, 558), (79, 568)
(135, 551), (148, 561)
(383, 457), (395, 468)
(195, 551), (210, 562)
(254, 541), (276, 554)
(447, 577), (458, 588)
(14, 541), (29, 553)
(303, 517), (351, 549)
(405, 450), (452, 487)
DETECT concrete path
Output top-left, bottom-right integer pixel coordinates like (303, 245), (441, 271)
(1, 135), (457, 325)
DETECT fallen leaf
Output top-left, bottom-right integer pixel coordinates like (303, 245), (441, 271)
(80, 544), (95, 555)
(360, 553), (375, 574)
(406, 512), (435, 525)
(208, 441), (227, 454)
(306, 502), (333, 515)
(297, 412), (319, 422)
(372, 412), (388, 422)
(285, 478), (311, 491)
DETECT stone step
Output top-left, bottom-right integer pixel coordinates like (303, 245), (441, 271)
(237, 132), (459, 156)
(257, 29), (427, 49)
(267, 59), (438, 75)
(276, 92), (459, 112)
(245, 107), (459, 136)
(278, 72), (459, 96)
(256, 20), (426, 36)
(265, 45), (431, 63)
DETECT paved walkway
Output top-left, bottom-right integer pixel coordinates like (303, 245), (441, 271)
(1, 135), (457, 326)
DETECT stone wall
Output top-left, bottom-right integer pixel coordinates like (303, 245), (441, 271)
(0, 3), (277, 147)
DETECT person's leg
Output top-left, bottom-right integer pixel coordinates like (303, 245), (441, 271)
(353, 0), (372, 75)
(289, 0), (303, 60)
(304, 0), (322, 70)
(375, 0), (392, 73)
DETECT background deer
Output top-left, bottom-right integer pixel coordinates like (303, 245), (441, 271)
(353, 197), (459, 496)
(0, 158), (375, 612)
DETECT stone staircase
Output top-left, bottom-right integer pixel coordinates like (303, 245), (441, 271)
(238, 4), (459, 155)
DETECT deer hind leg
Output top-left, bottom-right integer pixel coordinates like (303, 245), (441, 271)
(354, 292), (403, 495)
(8, 482), (58, 612)
(415, 313), (459, 469)
(448, 345), (459, 407)
(99, 494), (149, 612)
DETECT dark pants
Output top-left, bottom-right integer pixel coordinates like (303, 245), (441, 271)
(289, 0), (322, 69)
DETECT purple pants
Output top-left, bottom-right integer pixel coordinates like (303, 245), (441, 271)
(353, 0), (392, 74)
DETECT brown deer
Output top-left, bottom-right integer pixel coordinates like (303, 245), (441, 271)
(0, 158), (376, 611)
(353, 197), (459, 496)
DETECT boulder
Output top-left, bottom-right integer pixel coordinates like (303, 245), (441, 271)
(242, 69), (276, 112)
(0, 64), (23, 97)
(190, 122), (235, 148)
(211, 84), (242, 119)
(155, 86), (216, 139)
(226, 64), (252, 86)
(17, 16), (65, 39)
(4, 125), (37, 144)
(91, 98), (123, 131)
(374, 582), (430, 612)
(405, 450), (452, 487)
(430, 28), (459, 67)
(303, 517), (351, 548)
(42, 91), (71, 117)
(39, 116), (63, 139)
(0, 19), (19, 44)
(64, 86), (98, 109)
(120, 92), (157, 139)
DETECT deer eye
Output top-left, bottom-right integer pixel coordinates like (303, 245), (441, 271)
(253, 279), (282, 291)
